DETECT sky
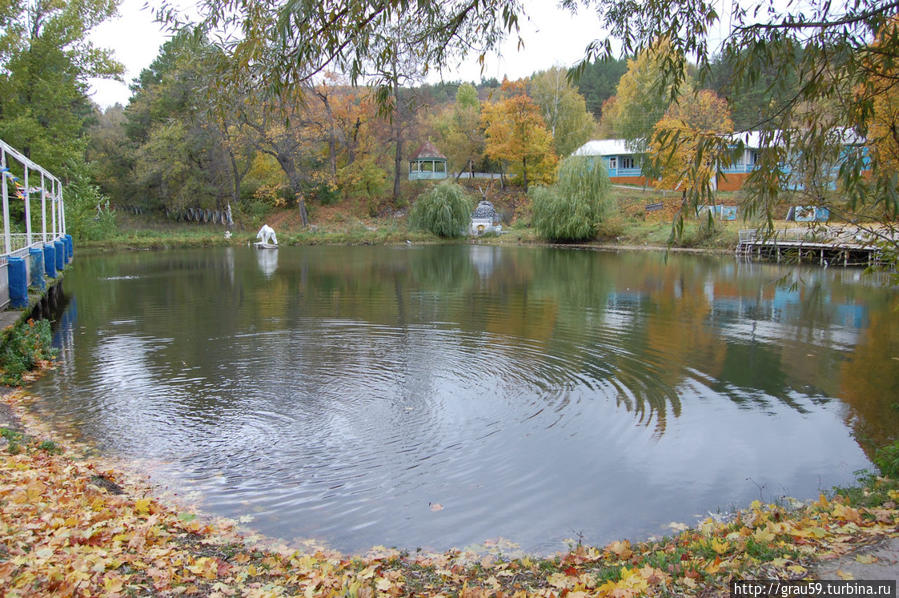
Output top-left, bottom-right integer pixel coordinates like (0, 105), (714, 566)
(86, 1), (613, 109)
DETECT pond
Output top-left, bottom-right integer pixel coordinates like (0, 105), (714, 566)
(31, 245), (899, 554)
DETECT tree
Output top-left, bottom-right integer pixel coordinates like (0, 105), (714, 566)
(409, 181), (472, 238)
(573, 0), (899, 259)
(180, 0), (899, 260)
(0, 0), (122, 174)
(172, 0), (519, 96)
(650, 90), (733, 192)
(572, 58), (628, 120)
(530, 155), (613, 241)
(86, 105), (134, 202)
(431, 83), (485, 178)
(706, 46), (801, 131)
(481, 80), (558, 189)
(235, 94), (317, 225)
(600, 38), (687, 153)
(866, 17), (899, 181)
(529, 67), (596, 157)
(120, 32), (237, 214)
(365, 17), (428, 204)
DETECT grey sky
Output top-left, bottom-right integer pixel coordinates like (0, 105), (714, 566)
(86, 1), (610, 109)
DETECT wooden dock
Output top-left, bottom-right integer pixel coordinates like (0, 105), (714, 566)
(736, 228), (885, 267)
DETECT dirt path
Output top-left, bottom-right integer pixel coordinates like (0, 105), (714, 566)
(814, 537), (899, 581)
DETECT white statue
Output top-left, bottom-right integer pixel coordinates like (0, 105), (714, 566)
(256, 224), (278, 246)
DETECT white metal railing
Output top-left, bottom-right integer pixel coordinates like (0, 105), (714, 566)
(739, 228), (827, 244)
(1, 138), (66, 261)
(1, 138), (67, 309)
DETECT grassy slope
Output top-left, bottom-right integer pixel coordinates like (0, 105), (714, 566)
(82, 187), (749, 253)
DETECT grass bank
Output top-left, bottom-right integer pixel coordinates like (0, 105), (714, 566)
(0, 319), (55, 387)
(1, 384), (897, 596)
(81, 200), (744, 254)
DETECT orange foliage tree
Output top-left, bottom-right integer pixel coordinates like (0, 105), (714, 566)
(650, 89), (733, 192)
(481, 80), (557, 190)
(865, 17), (899, 176)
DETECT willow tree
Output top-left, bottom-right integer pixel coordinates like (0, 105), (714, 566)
(530, 155), (613, 242)
(409, 181), (472, 238)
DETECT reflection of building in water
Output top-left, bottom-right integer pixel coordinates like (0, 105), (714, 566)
(255, 247), (278, 278)
(603, 291), (646, 329)
(701, 281), (866, 349)
(469, 245), (500, 279)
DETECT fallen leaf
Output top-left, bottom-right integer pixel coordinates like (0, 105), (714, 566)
(836, 569), (855, 580)
(855, 554), (877, 564)
(711, 538), (730, 555)
(134, 498), (151, 515)
(608, 540), (633, 560)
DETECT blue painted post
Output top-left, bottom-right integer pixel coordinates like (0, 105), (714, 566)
(29, 247), (45, 290)
(65, 234), (73, 260)
(54, 239), (64, 271)
(44, 243), (56, 278)
(8, 257), (27, 308)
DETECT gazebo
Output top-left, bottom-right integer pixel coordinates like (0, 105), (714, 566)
(408, 141), (448, 180)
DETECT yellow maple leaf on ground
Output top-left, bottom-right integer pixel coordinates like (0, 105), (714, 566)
(187, 556), (218, 580)
(103, 572), (125, 593)
(753, 527), (775, 543)
(832, 503), (862, 524)
(711, 538), (730, 555)
(836, 569), (855, 580)
(597, 567), (650, 597)
(547, 571), (572, 589)
(134, 497), (152, 515)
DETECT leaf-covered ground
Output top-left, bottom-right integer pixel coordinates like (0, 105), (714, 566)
(1, 387), (897, 597)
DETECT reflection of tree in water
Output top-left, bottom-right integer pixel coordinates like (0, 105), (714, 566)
(48, 246), (899, 445)
(407, 245), (476, 294)
(839, 295), (899, 453)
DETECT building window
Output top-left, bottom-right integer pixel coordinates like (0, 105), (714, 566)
(620, 156), (635, 170)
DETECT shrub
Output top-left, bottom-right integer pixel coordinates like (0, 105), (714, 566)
(874, 439), (899, 478)
(0, 319), (55, 386)
(65, 163), (117, 241)
(409, 181), (472, 238)
(531, 155), (613, 242)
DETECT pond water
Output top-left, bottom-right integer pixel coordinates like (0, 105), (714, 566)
(31, 245), (899, 554)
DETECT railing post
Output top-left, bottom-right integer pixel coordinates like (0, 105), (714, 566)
(60, 185), (65, 235)
(51, 180), (57, 239)
(1, 148), (10, 255)
(24, 165), (32, 247)
(41, 174), (46, 243)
